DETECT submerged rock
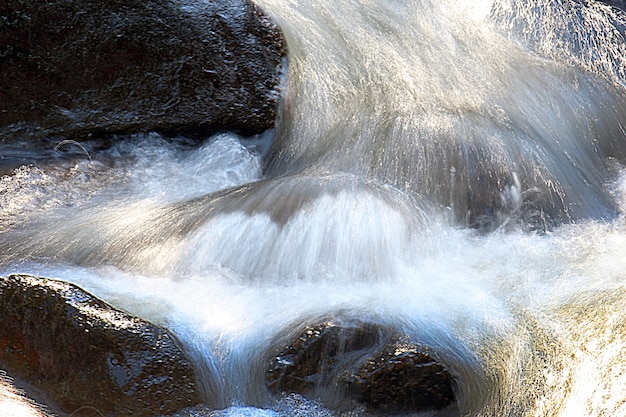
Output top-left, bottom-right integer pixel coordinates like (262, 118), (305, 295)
(0, 274), (201, 417)
(0, 0), (286, 143)
(266, 317), (456, 414)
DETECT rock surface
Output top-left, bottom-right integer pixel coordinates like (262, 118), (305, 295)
(266, 317), (456, 414)
(0, 274), (201, 417)
(0, 0), (286, 143)
(347, 338), (457, 414)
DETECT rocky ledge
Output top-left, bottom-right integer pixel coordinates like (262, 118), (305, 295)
(0, 0), (287, 143)
(0, 274), (201, 417)
(266, 317), (456, 414)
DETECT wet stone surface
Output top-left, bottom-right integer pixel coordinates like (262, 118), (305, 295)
(0, 0), (287, 144)
(266, 317), (456, 414)
(0, 274), (202, 417)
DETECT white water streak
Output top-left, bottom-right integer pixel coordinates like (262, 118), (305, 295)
(3, 0), (626, 416)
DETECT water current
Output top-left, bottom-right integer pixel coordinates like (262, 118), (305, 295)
(3, 0), (626, 415)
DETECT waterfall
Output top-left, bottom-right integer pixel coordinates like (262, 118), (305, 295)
(3, 0), (626, 416)
(260, 0), (626, 228)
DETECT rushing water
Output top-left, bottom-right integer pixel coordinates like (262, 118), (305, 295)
(3, 0), (626, 416)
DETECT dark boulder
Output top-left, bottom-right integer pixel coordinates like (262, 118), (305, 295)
(0, 0), (286, 143)
(347, 338), (457, 414)
(0, 274), (201, 417)
(266, 317), (456, 414)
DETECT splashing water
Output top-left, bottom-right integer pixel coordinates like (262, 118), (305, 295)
(3, 0), (626, 416)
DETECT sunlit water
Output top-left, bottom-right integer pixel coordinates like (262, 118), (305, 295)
(3, 0), (626, 416)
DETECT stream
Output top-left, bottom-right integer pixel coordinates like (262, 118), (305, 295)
(3, 0), (626, 415)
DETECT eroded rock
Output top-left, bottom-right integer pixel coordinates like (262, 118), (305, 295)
(0, 0), (286, 143)
(0, 274), (201, 417)
(266, 317), (456, 414)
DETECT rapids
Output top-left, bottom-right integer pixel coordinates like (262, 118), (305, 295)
(3, 0), (626, 415)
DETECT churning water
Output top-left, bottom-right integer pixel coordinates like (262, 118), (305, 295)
(3, 0), (626, 415)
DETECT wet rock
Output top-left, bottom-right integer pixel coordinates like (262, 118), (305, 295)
(266, 317), (455, 414)
(347, 338), (457, 414)
(266, 320), (385, 395)
(0, 0), (286, 143)
(0, 274), (201, 417)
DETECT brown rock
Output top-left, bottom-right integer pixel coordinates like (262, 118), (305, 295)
(0, 274), (201, 417)
(266, 317), (456, 414)
(346, 338), (456, 414)
(266, 319), (386, 395)
(0, 0), (287, 143)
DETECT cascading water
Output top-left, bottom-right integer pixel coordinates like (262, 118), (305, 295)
(2, 0), (626, 415)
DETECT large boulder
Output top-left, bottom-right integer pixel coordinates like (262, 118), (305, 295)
(0, 274), (201, 417)
(0, 0), (286, 142)
(266, 317), (456, 414)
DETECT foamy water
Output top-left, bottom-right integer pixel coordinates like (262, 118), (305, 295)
(3, 0), (626, 416)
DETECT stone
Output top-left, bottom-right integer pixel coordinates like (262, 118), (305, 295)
(0, 0), (287, 143)
(0, 274), (202, 417)
(266, 317), (456, 414)
(346, 338), (456, 414)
